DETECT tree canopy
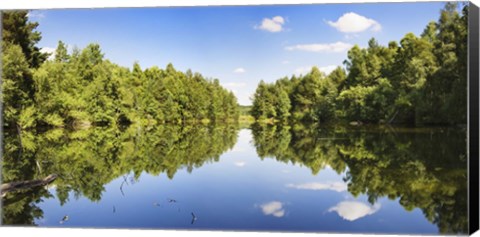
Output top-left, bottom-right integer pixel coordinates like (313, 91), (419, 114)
(2, 12), (239, 129)
(251, 3), (468, 126)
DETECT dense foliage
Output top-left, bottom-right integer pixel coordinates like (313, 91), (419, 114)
(251, 3), (468, 125)
(2, 11), (239, 129)
(2, 11), (49, 129)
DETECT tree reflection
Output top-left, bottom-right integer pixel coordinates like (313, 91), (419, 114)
(2, 123), (467, 233)
(1, 123), (239, 225)
(251, 123), (348, 175)
(251, 123), (467, 234)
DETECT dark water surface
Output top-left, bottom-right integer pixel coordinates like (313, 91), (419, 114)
(1, 124), (467, 234)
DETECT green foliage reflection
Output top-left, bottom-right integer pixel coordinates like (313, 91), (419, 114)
(251, 123), (467, 234)
(1, 124), (239, 225)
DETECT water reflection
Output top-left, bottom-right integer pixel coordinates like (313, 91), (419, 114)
(259, 201), (286, 218)
(328, 201), (381, 221)
(2, 124), (239, 225)
(1, 122), (468, 234)
(286, 182), (348, 192)
(234, 161), (246, 167)
(251, 123), (467, 234)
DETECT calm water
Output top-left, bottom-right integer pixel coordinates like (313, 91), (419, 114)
(1, 124), (468, 234)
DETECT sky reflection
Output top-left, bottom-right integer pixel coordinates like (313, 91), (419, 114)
(328, 201), (381, 221)
(259, 201), (286, 218)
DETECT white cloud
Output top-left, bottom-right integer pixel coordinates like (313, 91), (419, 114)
(281, 60), (290, 65)
(319, 65), (338, 75)
(27, 11), (45, 19)
(286, 182), (348, 192)
(327, 12), (381, 33)
(233, 67), (246, 74)
(328, 201), (381, 221)
(260, 201), (285, 217)
(285, 42), (352, 53)
(345, 34), (360, 40)
(272, 16), (285, 24)
(294, 66), (313, 75)
(255, 16), (285, 33)
(40, 47), (56, 61)
(234, 161), (246, 167)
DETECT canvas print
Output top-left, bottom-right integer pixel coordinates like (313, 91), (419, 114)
(0, 1), (475, 235)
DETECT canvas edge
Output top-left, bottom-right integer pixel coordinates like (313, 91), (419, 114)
(0, 2), (476, 236)
(468, 1), (480, 235)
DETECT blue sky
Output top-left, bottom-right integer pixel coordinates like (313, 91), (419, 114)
(30, 2), (449, 105)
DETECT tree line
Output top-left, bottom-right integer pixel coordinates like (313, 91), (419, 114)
(2, 11), (239, 129)
(251, 3), (468, 126)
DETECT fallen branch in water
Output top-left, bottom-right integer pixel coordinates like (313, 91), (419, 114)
(191, 212), (197, 224)
(1, 174), (58, 196)
(120, 180), (127, 196)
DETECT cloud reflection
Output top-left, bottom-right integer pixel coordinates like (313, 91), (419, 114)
(328, 201), (381, 221)
(230, 147), (246, 152)
(260, 201), (285, 217)
(234, 161), (246, 167)
(286, 182), (348, 192)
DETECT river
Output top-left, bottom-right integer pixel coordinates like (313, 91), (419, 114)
(1, 124), (467, 234)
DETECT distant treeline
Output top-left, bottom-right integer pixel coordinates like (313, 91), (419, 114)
(251, 3), (468, 126)
(2, 11), (239, 129)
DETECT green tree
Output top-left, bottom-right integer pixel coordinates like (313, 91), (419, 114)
(251, 80), (270, 120)
(2, 11), (49, 127)
(273, 84), (291, 122)
(389, 33), (437, 124)
(419, 3), (468, 125)
(291, 67), (323, 122)
(2, 11), (48, 68)
(54, 40), (69, 63)
(2, 43), (34, 128)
